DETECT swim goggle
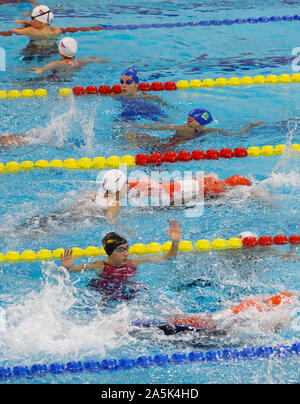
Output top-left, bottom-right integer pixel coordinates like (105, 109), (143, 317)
(31, 10), (51, 23)
(120, 79), (134, 85)
(115, 245), (130, 253)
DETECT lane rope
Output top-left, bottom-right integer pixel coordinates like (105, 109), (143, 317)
(1, 144), (299, 175)
(1, 234), (299, 263)
(1, 342), (299, 380)
(1, 73), (300, 101)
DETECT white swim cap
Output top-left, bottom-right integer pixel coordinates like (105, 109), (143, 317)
(239, 231), (258, 240)
(100, 170), (127, 193)
(31, 5), (54, 24)
(59, 37), (78, 58)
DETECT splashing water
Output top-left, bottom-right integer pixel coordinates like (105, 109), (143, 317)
(23, 98), (97, 150)
(0, 262), (131, 365)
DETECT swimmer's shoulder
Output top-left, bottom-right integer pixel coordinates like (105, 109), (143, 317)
(51, 26), (62, 36)
(86, 260), (106, 274)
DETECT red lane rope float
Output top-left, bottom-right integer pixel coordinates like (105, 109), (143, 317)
(242, 234), (300, 247)
(135, 147), (250, 166)
(73, 85), (122, 96)
(72, 82), (177, 96)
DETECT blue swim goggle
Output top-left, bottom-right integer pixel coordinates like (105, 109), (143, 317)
(115, 245), (130, 253)
(120, 79), (134, 85)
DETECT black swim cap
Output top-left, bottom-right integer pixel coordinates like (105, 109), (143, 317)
(102, 232), (128, 256)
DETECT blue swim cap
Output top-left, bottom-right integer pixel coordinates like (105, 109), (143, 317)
(121, 67), (140, 84)
(188, 108), (213, 125)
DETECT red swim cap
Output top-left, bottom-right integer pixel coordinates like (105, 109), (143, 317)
(224, 175), (251, 187)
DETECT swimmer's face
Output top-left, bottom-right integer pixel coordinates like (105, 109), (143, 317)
(111, 243), (129, 264)
(120, 75), (138, 96)
(186, 116), (204, 131)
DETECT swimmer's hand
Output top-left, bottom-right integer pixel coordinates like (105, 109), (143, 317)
(14, 19), (31, 27)
(60, 249), (76, 270)
(167, 219), (182, 243)
(31, 67), (43, 75)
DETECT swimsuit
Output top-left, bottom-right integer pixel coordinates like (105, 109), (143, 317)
(88, 262), (139, 301)
(118, 96), (167, 122)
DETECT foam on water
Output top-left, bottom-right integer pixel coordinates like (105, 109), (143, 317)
(0, 262), (132, 364)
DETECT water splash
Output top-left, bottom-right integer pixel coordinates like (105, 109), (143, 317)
(273, 117), (300, 175)
(0, 262), (130, 364)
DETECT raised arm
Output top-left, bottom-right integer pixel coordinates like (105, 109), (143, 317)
(132, 220), (181, 264)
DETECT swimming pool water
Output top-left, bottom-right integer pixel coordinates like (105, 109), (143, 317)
(0, 0), (299, 384)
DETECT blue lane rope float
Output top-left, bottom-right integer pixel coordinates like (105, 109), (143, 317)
(101, 14), (300, 30)
(1, 342), (299, 380)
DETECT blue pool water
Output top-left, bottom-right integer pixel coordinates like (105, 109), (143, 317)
(0, 0), (300, 384)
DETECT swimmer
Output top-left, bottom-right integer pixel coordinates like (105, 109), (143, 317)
(134, 292), (297, 336)
(31, 37), (110, 76)
(60, 220), (182, 283)
(118, 108), (264, 149)
(104, 67), (170, 122)
(85, 169), (270, 214)
(14, 170), (270, 236)
(11, 5), (61, 41)
(118, 67), (165, 103)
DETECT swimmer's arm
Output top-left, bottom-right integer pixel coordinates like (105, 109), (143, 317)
(106, 202), (122, 220)
(31, 52), (75, 74)
(14, 19), (31, 27)
(60, 249), (105, 274)
(31, 61), (65, 75)
(131, 220), (181, 265)
(80, 57), (111, 65)
(116, 122), (183, 131)
(266, 246), (300, 261)
(10, 26), (34, 36)
(207, 121), (264, 136)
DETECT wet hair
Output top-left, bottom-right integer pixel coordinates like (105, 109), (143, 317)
(102, 232), (128, 256)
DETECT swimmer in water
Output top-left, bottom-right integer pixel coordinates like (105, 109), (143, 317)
(134, 292), (298, 336)
(106, 67), (170, 122)
(118, 108), (264, 150)
(11, 5), (61, 41)
(83, 169), (273, 218)
(10, 5), (62, 61)
(13, 170), (271, 236)
(60, 220), (182, 297)
(31, 37), (110, 77)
